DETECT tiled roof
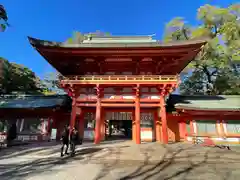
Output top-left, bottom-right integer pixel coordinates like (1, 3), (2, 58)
(28, 36), (208, 48)
(0, 95), (71, 109)
(167, 94), (240, 111)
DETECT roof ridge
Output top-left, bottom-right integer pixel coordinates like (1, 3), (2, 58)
(28, 36), (209, 48)
(87, 34), (156, 38)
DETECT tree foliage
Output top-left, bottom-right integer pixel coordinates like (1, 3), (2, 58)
(65, 30), (111, 44)
(163, 3), (240, 95)
(0, 4), (9, 32)
(0, 58), (45, 95)
(42, 72), (65, 95)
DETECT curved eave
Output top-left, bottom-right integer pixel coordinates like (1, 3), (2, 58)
(28, 36), (209, 49)
(28, 36), (208, 75)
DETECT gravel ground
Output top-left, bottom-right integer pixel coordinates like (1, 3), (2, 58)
(0, 141), (239, 180)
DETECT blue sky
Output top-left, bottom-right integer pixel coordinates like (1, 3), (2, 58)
(0, 0), (238, 78)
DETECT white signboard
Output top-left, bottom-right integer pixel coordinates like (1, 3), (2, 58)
(84, 130), (95, 140)
(51, 128), (57, 140)
(141, 130), (153, 140)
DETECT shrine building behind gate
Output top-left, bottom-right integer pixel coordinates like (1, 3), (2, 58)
(28, 35), (207, 144)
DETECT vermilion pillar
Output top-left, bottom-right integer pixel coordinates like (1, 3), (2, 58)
(47, 117), (51, 136)
(101, 110), (105, 140)
(222, 120), (227, 137)
(78, 108), (85, 140)
(52, 115), (57, 129)
(132, 112), (136, 142)
(189, 118), (194, 136)
(189, 118), (196, 144)
(135, 86), (141, 144)
(160, 95), (168, 144)
(69, 88), (79, 141)
(70, 97), (77, 129)
(154, 111), (161, 142)
(179, 119), (187, 141)
(94, 86), (102, 144)
(217, 116), (224, 137)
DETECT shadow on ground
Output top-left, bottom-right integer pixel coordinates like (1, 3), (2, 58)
(0, 140), (127, 159)
(1, 142), (240, 180)
(91, 144), (240, 180)
(0, 142), (60, 158)
(0, 147), (103, 180)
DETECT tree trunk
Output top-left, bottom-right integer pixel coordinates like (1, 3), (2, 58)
(202, 66), (214, 95)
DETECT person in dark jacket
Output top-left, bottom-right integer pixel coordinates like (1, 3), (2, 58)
(60, 125), (70, 157)
(70, 127), (79, 156)
(7, 123), (17, 145)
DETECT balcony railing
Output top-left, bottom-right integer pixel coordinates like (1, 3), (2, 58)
(61, 75), (179, 84)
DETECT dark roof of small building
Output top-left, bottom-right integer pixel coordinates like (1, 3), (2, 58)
(167, 94), (240, 111)
(1, 94), (238, 112)
(0, 95), (71, 109)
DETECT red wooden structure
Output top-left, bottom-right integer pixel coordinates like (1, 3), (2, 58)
(28, 35), (207, 144)
(0, 95), (71, 145)
(167, 94), (240, 145)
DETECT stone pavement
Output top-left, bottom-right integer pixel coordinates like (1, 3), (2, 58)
(0, 140), (126, 160)
(0, 141), (240, 180)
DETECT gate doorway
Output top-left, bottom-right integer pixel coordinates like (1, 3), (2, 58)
(105, 112), (132, 140)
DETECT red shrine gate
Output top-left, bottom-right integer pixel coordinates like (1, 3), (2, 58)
(29, 35), (207, 144)
(63, 81), (175, 144)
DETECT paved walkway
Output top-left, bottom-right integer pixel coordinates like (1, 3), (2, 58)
(0, 141), (240, 180)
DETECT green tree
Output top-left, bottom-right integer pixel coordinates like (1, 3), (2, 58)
(0, 4), (9, 32)
(65, 31), (86, 44)
(65, 30), (111, 44)
(163, 3), (240, 95)
(0, 58), (45, 95)
(42, 72), (65, 95)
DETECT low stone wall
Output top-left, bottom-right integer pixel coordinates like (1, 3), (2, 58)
(0, 133), (50, 147)
(186, 136), (240, 146)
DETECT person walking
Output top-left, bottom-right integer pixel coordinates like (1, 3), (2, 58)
(60, 125), (70, 157)
(70, 127), (79, 157)
(7, 123), (17, 146)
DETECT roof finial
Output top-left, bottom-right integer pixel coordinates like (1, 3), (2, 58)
(149, 34), (156, 37)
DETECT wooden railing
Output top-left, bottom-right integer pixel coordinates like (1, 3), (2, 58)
(61, 75), (179, 84)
